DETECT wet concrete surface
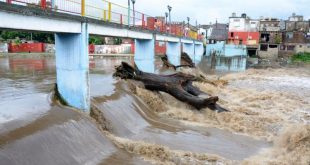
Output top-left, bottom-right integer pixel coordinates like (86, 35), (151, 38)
(0, 55), (269, 164)
(0, 56), (151, 165)
(92, 82), (269, 160)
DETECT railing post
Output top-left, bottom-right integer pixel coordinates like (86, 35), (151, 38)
(108, 2), (111, 22)
(103, 10), (106, 21)
(81, 0), (85, 16)
(51, 0), (55, 10)
(41, 0), (46, 9)
(120, 14), (123, 25)
(6, 0), (12, 4)
(142, 14), (145, 29)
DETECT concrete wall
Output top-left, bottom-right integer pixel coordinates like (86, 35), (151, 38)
(206, 42), (247, 57)
(225, 44), (247, 57)
(258, 45), (279, 59)
(55, 23), (90, 112)
(305, 44), (310, 52)
(295, 44), (310, 53)
(44, 44), (55, 53)
(0, 43), (8, 53)
(206, 42), (225, 56)
(94, 44), (131, 54)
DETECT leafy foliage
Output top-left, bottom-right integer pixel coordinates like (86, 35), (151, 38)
(0, 31), (54, 43)
(89, 36), (104, 45)
(292, 52), (310, 63)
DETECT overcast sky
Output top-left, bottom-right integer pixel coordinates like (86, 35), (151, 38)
(107, 0), (310, 25)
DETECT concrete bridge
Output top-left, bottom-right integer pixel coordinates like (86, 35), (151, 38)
(0, 1), (204, 112)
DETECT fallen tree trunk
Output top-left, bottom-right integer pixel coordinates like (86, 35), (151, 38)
(114, 62), (228, 112)
(161, 54), (192, 70)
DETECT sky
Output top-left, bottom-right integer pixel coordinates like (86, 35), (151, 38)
(106, 0), (310, 25)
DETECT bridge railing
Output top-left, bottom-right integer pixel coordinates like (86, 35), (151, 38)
(3, 0), (202, 41)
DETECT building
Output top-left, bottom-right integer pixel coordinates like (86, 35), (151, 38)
(228, 13), (260, 56)
(285, 13), (310, 32)
(279, 13), (310, 57)
(206, 23), (228, 44)
(257, 17), (282, 59)
(259, 17), (282, 44)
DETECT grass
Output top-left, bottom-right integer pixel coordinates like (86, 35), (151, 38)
(291, 52), (310, 63)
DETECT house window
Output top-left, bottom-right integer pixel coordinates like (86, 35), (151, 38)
(260, 44), (268, 51)
(280, 45), (286, 50)
(299, 45), (303, 48)
(287, 45), (295, 51)
(231, 32), (234, 37)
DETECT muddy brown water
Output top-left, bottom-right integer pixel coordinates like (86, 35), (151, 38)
(0, 55), (269, 164)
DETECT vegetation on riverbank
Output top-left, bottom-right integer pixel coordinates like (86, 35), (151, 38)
(291, 52), (310, 63)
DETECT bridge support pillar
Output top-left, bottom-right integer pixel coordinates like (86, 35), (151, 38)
(182, 42), (195, 62)
(194, 42), (204, 63)
(134, 38), (155, 73)
(55, 23), (90, 112)
(166, 41), (181, 66)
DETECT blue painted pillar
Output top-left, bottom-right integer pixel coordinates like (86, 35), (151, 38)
(194, 42), (204, 63)
(51, 0), (55, 10)
(166, 41), (181, 66)
(182, 42), (195, 62)
(55, 23), (90, 112)
(134, 38), (155, 73)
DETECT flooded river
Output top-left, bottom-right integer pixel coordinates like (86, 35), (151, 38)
(0, 55), (309, 164)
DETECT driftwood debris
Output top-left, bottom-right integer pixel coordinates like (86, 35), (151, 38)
(181, 52), (195, 67)
(114, 62), (228, 112)
(161, 52), (195, 69)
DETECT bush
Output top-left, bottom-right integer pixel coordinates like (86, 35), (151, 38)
(291, 52), (310, 63)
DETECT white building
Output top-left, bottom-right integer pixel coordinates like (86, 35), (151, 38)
(229, 13), (259, 32)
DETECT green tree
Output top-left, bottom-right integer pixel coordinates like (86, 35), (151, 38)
(113, 37), (122, 45)
(275, 35), (282, 44)
(0, 31), (54, 43)
(89, 36), (104, 45)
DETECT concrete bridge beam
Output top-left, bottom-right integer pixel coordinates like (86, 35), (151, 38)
(166, 41), (181, 66)
(55, 23), (90, 112)
(134, 38), (155, 73)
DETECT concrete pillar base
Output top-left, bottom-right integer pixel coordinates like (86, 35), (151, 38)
(182, 42), (195, 62)
(134, 38), (155, 73)
(194, 42), (204, 63)
(55, 23), (90, 112)
(166, 41), (181, 66)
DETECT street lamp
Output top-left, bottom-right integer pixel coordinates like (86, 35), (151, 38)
(167, 5), (172, 34)
(131, 0), (136, 27)
(187, 17), (190, 29)
(165, 12), (168, 32)
(165, 12), (168, 25)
